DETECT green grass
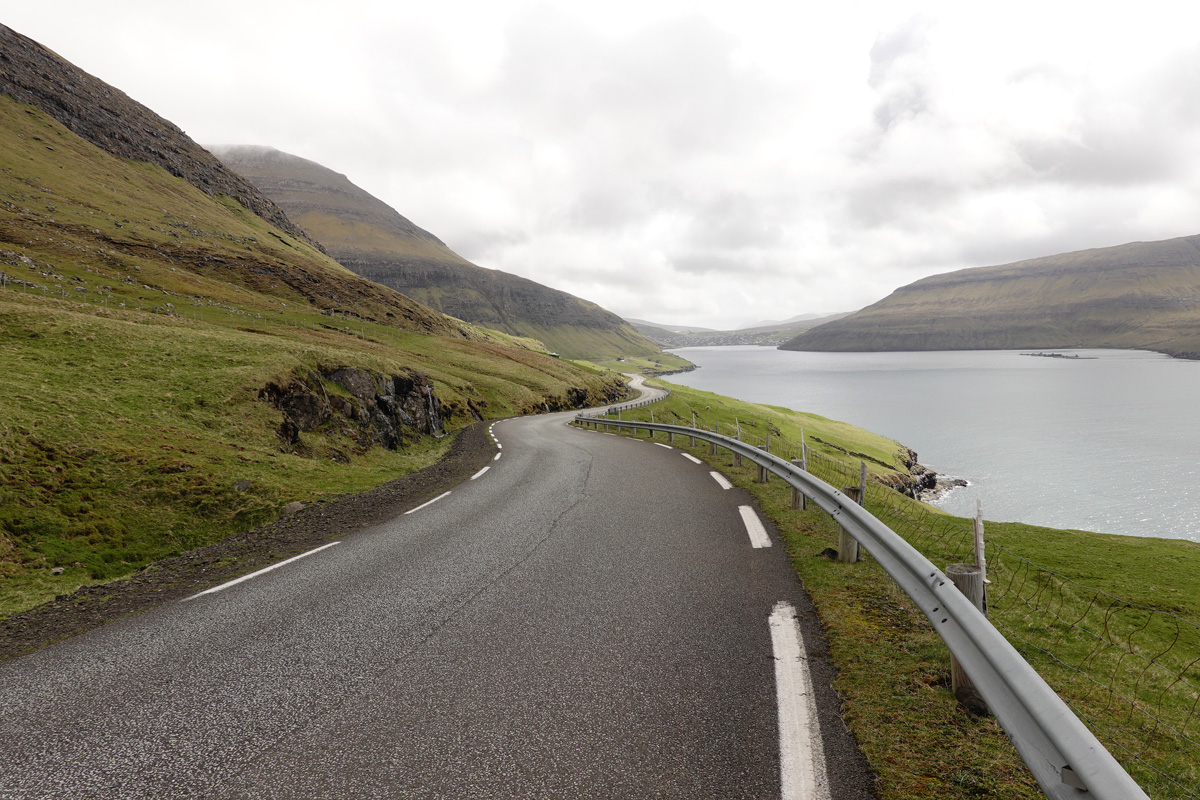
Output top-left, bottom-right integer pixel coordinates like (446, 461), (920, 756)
(0, 294), (629, 614)
(605, 380), (1200, 799)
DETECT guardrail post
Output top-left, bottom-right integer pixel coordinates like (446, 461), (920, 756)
(946, 563), (989, 713)
(710, 423), (718, 456)
(756, 445), (769, 483)
(837, 486), (863, 563)
(789, 459), (807, 510)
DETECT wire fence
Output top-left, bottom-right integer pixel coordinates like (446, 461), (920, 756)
(608, 394), (1200, 799)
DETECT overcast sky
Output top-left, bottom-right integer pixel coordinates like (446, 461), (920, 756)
(9, 2), (1200, 328)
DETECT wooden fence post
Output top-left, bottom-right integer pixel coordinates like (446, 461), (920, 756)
(732, 420), (742, 467)
(946, 563), (989, 713)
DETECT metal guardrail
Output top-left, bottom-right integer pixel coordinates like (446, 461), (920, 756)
(573, 413), (1150, 800)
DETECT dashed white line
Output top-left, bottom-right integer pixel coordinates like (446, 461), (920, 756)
(710, 471), (733, 490)
(770, 601), (830, 800)
(183, 542), (341, 601)
(738, 505), (772, 548)
(493, 452), (502, 461)
(405, 491), (451, 515)
(682, 453), (702, 464)
(653, 443), (673, 449)
(471, 466), (490, 480)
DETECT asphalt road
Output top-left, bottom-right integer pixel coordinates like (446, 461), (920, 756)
(0, 398), (875, 799)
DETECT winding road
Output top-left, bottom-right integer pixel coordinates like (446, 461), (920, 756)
(0, 386), (874, 799)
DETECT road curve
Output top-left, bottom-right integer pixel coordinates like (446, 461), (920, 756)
(0, 408), (873, 799)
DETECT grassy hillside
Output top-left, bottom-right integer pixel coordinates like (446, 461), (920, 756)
(783, 237), (1200, 358)
(0, 94), (625, 615)
(211, 145), (662, 361)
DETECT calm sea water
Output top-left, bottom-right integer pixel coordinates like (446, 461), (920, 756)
(663, 347), (1200, 541)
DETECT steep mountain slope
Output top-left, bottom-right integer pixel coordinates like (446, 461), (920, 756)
(782, 236), (1200, 358)
(211, 145), (660, 360)
(0, 25), (626, 614)
(0, 24), (315, 250)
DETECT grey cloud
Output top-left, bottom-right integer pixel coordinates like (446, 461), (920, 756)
(838, 177), (962, 231)
(495, 10), (783, 158)
(867, 15), (934, 131)
(868, 15), (932, 87)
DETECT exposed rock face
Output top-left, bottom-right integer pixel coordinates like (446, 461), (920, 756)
(259, 367), (446, 454)
(0, 24), (319, 250)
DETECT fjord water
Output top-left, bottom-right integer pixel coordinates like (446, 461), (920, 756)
(663, 347), (1200, 542)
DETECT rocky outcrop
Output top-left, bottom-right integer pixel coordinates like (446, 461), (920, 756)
(259, 367), (446, 455)
(0, 24), (320, 250)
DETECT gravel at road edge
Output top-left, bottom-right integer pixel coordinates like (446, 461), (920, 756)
(0, 420), (496, 663)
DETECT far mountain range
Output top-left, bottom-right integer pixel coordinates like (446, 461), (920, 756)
(626, 313), (850, 347)
(781, 237), (1200, 359)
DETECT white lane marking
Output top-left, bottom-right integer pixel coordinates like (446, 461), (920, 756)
(770, 602), (831, 800)
(405, 491), (451, 515)
(738, 505), (772, 548)
(682, 453), (702, 464)
(710, 471), (733, 490)
(653, 443), (673, 449)
(493, 452), (502, 461)
(497, 443), (502, 449)
(183, 542), (341, 601)
(471, 466), (490, 480)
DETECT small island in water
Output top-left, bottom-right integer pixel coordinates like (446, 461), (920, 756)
(1019, 351), (1098, 359)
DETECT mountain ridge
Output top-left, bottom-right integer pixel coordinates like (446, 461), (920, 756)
(781, 235), (1200, 359)
(211, 145), (660, 361)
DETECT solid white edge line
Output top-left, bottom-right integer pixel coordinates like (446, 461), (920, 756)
(682, 453), (703, 464)
(738, 504), (772, 548)
(770, 601), (831, 800)
(710, 471), (734, 490)
(404, 491), (452, 515)
(653, 443), (673, 449)
(183, 542), (341, 601)
(471, 466), (490, 480)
